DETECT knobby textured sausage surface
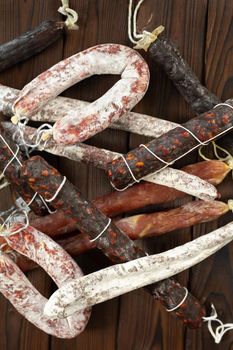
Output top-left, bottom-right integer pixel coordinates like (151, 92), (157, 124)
(21, 155), (205, 328)
(0, 124), (47, 215)
(1, 224), (91, 338)
(0, 84), (178, 138)
(3, 122), (219, 201)
(148, 35), (220, 114)
(13, 44), (150, 144)
(44, 221), (233, 319)
(107, 100), (233, 189)
(0, 21), (64, 72)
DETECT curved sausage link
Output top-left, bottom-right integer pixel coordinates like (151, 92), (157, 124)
(44, 221), (233, 319)
(1, 224), (91, 338)
(13, 44), (150, 144)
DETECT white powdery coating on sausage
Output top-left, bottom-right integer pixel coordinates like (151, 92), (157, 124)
(44, 221), (233, 318)
(143, 167), (218, 201)
(0, 83), (178, 138)
(12, 44), (149, 144)
(1, 225), (91, 338)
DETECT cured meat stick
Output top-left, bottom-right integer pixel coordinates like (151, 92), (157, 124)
(0, 159), (227, 245)
(128, 2), (220, 114)
(0, 21), (64, 72)
(44, 220), (233, 319)
(115, 200), (229, 239)
(147, 35), (220, 114)
(21, 155), (205, 328)
(3, 122), (219, 201)
(2, 199), (229, 273)
(25, 200), (233, 266)
(0, 84), (178, 139)
(0, 124), (48, 215)
(27, 160), (229, 238)
(0, 224), (91, 338)
(107, 101), (233, 189)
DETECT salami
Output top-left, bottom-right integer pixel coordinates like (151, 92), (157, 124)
(0, 224), (91, 338)
(128, 1), (220, 114)
(5, 122), (219, 201)
(0, 21), (64, 73)
(0, 124), (48, 215)
(147, 35), (220, 114)
(0, 83), (178, 138)
(107, 100), (233, 189)
(44, 220), (233, 318)
(13, 44), (150, 144)
(17, 160), (231, 238)
(0, 199), (229, 272)
(20, 155), (205, 328)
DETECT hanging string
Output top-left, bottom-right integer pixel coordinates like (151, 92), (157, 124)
(203, 304), (233, 344)
(199, 141), (233, 179)
(111, 103), (233, 191)
(58, 0), (79, 30)
(11, 117), (53, 154)
(0, 209), (29, 238)
(128, 0), (164, 51)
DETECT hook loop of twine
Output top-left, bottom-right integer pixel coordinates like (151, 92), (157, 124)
(203, 304), (233, 344)
(58, 0), (79, 30)
(128, 0), (164, 51)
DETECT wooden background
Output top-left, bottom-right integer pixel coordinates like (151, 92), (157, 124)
(0, 0), (232, 349)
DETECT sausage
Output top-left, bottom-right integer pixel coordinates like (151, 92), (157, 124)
(148, 35), (220, 114)
(13, 44), (150, 144)
(0, 21), (64, 72)
(20, 155), (205, 328)
(4, 122), (219, 201)
(44, 220), (233, 319)
(107, 100), (233, 189)
(0, 83), (177, 138)
(0, 124), (48, 215)
(1, 224), (91, 338)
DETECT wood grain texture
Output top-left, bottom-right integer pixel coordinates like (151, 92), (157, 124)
(0, 0), (232, 349)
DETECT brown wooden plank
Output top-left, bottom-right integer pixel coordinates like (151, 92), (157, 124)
(186, 0), (233, 349)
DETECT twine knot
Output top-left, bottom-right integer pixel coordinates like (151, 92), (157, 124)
(58, 0), (79, 30)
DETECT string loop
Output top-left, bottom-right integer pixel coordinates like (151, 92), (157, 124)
(58, 0), (79, 30)
(203, 304), (233, 344)
(90, 218), (112, 242)
(166, 287), (188, 312)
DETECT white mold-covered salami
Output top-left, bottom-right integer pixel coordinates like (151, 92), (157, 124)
(143, 167), (218, 201)
(44, 221), (233, 319)
(13, 44), (150, 144)
(0, 83), (178, 138)
(1, 224), (91, 338)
